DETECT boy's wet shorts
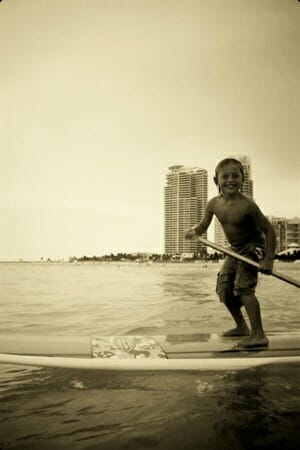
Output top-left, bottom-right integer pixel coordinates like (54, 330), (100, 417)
(216, 245), (264, 306)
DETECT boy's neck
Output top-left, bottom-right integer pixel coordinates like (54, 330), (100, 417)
(220, 192), (242, 201)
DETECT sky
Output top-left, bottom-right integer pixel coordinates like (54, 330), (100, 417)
(0, 0), (299, 260)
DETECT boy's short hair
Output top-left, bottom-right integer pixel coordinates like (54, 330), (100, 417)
(214, 158), (245, 184)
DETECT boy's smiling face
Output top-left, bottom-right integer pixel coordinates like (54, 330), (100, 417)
(216, 162), (243, 196)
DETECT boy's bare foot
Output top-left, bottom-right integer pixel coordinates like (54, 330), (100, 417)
(235, 335), (269, 348)
(222, 326), (250, 337)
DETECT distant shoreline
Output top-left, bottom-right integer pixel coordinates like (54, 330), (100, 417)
(0, 260), (299, 265)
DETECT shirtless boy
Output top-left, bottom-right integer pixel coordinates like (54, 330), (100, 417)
(185, 158), (276, 348)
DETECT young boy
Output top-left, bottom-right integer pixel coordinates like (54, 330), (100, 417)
(185, 158), (276, 348)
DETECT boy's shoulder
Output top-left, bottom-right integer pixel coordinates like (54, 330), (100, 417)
(206, 195), (225, 213)
(209, 195), (221, 203)
(207, 196), (219, 209)
(239, 194), (259, 209)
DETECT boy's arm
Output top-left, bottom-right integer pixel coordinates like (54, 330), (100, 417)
(248, 202), (276, 274)
(185, 199), (215, 239)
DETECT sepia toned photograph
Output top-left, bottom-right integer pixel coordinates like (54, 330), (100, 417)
(0, 1), (299, 449)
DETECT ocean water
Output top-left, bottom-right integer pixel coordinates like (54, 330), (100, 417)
(0, 261), (299, 450)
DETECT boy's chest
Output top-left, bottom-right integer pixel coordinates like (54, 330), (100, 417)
(214, 200), (249, 225)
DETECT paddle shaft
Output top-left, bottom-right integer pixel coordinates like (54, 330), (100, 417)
(197, 237), (300, 289)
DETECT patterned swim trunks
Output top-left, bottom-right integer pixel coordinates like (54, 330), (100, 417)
(216, 242), (264, 304)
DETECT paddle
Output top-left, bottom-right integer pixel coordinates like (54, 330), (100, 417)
(197, 237), (300, 289)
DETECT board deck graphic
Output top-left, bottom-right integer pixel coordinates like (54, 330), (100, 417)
(91, 336), (167, 359)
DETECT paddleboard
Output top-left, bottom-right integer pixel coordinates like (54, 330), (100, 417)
(0, 333), (299, 371)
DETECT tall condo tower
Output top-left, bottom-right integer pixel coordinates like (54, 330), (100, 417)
(239, 155), (253, 199)
(164, 165), (208, 255)
(214, 156), (254, 247)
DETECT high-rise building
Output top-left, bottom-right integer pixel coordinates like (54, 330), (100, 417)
(239, 155), (253, 199)
(214, 155), (253, 247)
(164, 165), (208, 255)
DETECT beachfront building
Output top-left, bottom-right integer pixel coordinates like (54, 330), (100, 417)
(164, 165), (208, 255)
(269, 217), (300, 252)
(214, 155), (253, 247)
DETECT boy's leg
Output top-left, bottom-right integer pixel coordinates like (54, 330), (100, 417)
(222, 301), (250, 336)
(216, 257), (249, 336)
(237, 293), (268, 347)
(234, 257), (269, 347)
